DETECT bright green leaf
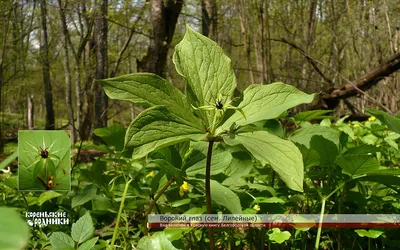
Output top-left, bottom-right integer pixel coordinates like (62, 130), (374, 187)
(173, 25), (236, 109)
(98, 73), (199, 125)
(71, 213), (95, 244)
(125, 106), (205, 159)
(289, 125), (340, 148)
(49, 232), (75, 250)
(219, 83), (314, 132)
(38, 191), (62, 206)
(210, 180), (242, 214)
(77, 237), (98, 250)
(355, 229), (384, 239)
(137, 232), (178, 250)
(268, 228), (291, 244)
(226, 131), (304, 192)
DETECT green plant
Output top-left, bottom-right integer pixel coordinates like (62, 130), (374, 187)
(99, 25), (314, 249)
(48, 212), (99, 250)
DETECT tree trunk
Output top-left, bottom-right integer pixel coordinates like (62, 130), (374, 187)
(92, 0), (108, 142)
(27, 95), (34, 129)
(201, 0), (217, 40)
(137, 0), (184, 77)
(238, 0), (254, 84)
(57, 0), (75, 143)
(39, 0), (55, 130)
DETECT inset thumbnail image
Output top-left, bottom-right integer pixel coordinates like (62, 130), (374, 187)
(18, 130), (71, 191)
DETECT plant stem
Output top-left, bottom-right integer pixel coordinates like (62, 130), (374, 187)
(110, 178), (133, 250)
(314, 198), (326, 250)
(144, 176), (175, 235)
(206, 140), (215, 250)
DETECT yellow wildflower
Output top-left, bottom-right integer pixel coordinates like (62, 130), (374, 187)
(353, 124), (360, 128)
(146, 171), (154, 178)
(179, 181), (190, 196)
(253, 204), (260, 212)
(368, 116), (376, 121)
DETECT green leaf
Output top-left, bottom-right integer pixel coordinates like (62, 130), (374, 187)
(268, 228), (291, 244)
(49, 232), (75, 250)
(93, 124), (126, 151)
(344, 144), (381, 155)
(125, 106), (205, 160)
(77, 237), (99, 250)
(219, 83), (314, 132)
(224, 151), (253, 177)
(137, 232), (178, 250)
(0, 207), (30, 250)
(289, 125), (340, 148)
(38, 191), (62, 206)
(92, 195), (112, 211)
(297, 144), (320, 169)
(355, 229), (384, 239)
(210, 180), (242, 214)
(0, 151), (17, 169)
(89, 160), (111, 190)
(294, 110), (333, 121)
(72, 184), (97, 208)
(226, 131), (304, 192)
(98, 73), (199, 125)
(147, 159), (185, 185)
(358, 175), (400, 186)
(71, 213), (95, 244)
(253, 197), (285, 204)
(184, 142), (233, 177)
(164, 207), (206, 242)
(310, 135), (338, 168)
(173, 25), (236, 109)
(366, 108), (400, 133)
(336, 155), (380, 177)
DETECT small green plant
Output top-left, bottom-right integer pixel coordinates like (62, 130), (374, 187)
(48, 212), (99, 250)
(99, 25), (315, 249)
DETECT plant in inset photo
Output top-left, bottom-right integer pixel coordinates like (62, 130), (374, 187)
(18, 130), (71, 191)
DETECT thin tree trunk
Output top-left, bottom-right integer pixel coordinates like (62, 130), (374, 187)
(238, 0), (254, 84)
(58, 0), (75, 143)
(201, 0), (217, 40)
(92, 0), (108, 143)
(27, 95), (34, 130)
(39, 0), (55, 130)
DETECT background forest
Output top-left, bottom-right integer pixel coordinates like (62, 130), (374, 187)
(1, 0), (400, 147)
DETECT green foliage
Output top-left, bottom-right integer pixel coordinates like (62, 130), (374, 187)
(49, 212), (98, 250)
(0, 207), (30, 249)
(100, 25), (313, 193)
